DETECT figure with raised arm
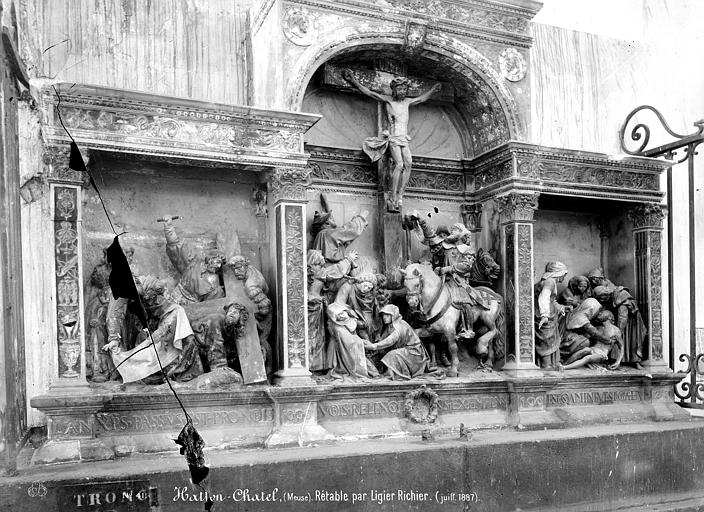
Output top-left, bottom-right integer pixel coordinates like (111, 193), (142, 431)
(343, 69), (441, 212)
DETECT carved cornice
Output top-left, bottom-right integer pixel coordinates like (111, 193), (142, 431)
(42, 84), (320, 169)
(469, 141), (668, 203)
(283, 0), (541, 48)
(269, 166), (312, 203)
(496, 191), (539, 223)
(628, 203), (666, 230)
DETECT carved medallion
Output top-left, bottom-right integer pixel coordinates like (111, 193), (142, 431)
(282, 8), (318, 46)
(499, 48), (526, 82)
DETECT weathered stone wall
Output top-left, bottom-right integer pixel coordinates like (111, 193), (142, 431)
(18, 0), (251, 104)
(82, 158), (272, 295)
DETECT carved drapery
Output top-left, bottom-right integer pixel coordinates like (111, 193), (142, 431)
(271, 167), (311, 383)
(497, 192), (539, 369)
(629, 203), (667, 367)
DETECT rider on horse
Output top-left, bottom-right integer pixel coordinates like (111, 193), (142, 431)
(411, 215), (490, 335)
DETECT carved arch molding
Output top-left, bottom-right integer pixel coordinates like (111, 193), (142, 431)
(286, 31), (523, 157)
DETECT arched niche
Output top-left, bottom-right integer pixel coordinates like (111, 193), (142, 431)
(288, 34), (522, 158)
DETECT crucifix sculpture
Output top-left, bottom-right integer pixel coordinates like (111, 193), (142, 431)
(344, 69), (441, 212)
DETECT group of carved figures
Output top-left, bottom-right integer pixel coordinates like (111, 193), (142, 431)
(85, 217), (273, 385)
(534, 264), (646, 371)
(86, 209), (648, 385)
(306, 205), (503, 379)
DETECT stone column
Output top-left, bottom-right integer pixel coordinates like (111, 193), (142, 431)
(268, 166), (313, 385)
(629, 203), (668, 370)
(32, 147), (109, 465)
(496, 192), (540, 371)
(45, 147), (90, 391)
(266, 166), (334, 446)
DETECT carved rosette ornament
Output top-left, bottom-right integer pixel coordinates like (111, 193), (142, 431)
(629, 203), (666, 366)
(499, 48), (527, 82)
(497, 192), (539, 369)
(269, 166), (311, 204)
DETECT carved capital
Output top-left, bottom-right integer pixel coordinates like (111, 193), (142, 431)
(629, 203), (666, 230)
(496, 192), (539, 223)
(461, 203), (483, 232)
(269, 166), (311, 203)
(43, 145), (87, 185)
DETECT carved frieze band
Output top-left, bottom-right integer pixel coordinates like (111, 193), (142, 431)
(269, 166), (311, 203)
(306, 154), (465, 196)
(42, 85), (319, 166)
(519, 158), (660, 191)
(284, 205), (307, 368)
(496, 191), (539, 224)
(287, 0), (537, 45)
(628, 203), (666, 230)
(53, 185), (83, 379)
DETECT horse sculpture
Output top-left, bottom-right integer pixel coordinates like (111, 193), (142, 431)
(401, 262), (504, 376)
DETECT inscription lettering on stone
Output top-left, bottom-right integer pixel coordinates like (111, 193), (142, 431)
(318, 396), (507, 419)
(318, 400), (405, 418)
(95, 408), (273, 433)
(547, 390), (642, 407)
(57, 480), (151, 511)
(50, 417), (93, 438)
(518, 394), (546, 409)
(437, 396), (508, 412)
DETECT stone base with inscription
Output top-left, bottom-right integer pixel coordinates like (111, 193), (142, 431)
(29, 371), (687, 464)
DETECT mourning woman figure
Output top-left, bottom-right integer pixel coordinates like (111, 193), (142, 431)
(534, 261), (569, 369)
(558, 275), (591, 308)
(367, 304), (430, 380)
(326, 302), (380, 380)
(592, 285), (646, 368)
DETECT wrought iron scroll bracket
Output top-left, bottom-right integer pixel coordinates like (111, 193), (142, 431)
(620, 105), (704, 408)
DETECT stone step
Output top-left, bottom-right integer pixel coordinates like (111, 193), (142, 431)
(524, 489), (704, 511)
(1, 420), (704, 511)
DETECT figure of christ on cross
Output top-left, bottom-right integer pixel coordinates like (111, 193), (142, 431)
(344, 69), (441, 213)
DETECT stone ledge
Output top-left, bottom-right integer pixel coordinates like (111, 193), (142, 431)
(28, 371), (687, 463)
(42, 83), (321, 169)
